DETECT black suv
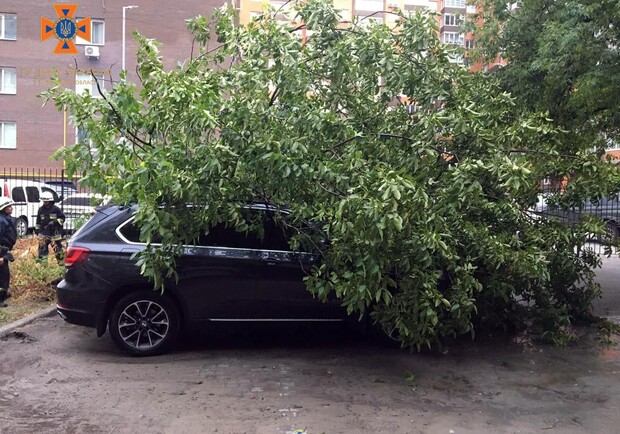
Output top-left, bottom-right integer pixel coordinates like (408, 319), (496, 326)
(56, 204), (346, 356)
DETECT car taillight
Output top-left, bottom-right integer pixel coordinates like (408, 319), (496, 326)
(65, 247), (91, 267)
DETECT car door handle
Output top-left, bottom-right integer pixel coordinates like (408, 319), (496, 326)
(266, 262), (276, 266)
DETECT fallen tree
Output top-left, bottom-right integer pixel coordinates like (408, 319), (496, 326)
(42, 0), (618, 348)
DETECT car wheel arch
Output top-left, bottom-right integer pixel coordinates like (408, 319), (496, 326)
(97, 284), (188, 337)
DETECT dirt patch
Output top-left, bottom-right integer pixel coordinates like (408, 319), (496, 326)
(1, 237), (61, 327)
(0, 299), (54, 328)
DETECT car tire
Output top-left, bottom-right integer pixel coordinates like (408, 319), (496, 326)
(15, 218), (28, 237)
(109, 290), (180, 356)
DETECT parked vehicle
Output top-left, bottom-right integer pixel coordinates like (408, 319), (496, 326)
(1, 179), (60, 237)
(538, 194), (620, 241)
(59, 193), (109, 233)
(56, 204), (346, 356)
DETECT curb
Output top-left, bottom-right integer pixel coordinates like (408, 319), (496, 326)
(0, 306), (57, 339)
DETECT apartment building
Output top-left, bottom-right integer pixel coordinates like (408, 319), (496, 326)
(0, 0), (226, 169)
(1, 0), (484, 169)
(238, 0), (440, 27)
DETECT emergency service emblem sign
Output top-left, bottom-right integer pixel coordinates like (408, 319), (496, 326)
(41, 4), (91, 54)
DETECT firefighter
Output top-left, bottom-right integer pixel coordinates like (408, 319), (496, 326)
(0, 197), (17, 307)
(36, 191), (65, 262)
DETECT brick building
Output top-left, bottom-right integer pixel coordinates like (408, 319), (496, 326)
(1, 0), (482, 170)
(0, 0), (226, 169)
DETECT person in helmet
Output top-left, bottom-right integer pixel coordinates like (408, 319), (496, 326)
(35, 191), (65, 262)
(0, 196), (17, 307)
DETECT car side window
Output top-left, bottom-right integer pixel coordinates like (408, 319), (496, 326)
(118, 210), (321, 253)
(66, 197), (92, 207)
(11, 187), (26, 203)
(259, 210), (326, 253)
(26, 187), (40, 202)
(197, 209), (291, 251)
(262, 216), (292, 251)
(197, 223), (262, 249)
(118, 220), (163, 244)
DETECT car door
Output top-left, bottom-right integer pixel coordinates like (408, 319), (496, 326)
(116, 218), (261, 321)
(173, 223), (262, 320)
(254, 211), (344, 320)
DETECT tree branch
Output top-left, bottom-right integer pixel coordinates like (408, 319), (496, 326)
(88, 68), (151, 152)
(379, 133), (461, 162)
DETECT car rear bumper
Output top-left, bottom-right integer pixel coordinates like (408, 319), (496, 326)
(56, 279), (106, 329)
(56, 304), (97, 328)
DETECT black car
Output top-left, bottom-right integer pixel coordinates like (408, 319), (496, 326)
(56, 204), (346, 356)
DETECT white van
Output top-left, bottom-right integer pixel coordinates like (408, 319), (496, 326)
(1, 179), (60, 237)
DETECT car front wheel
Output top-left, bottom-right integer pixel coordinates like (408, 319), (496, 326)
(109, 291), (180, 356)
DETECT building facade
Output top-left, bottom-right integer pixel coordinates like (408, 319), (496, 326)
(0, 0), (226, 169)
(1, 0), (482, 169)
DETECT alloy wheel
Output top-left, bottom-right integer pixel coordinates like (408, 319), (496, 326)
(117, 300), (170, 350)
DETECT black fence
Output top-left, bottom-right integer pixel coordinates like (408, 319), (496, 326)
(1, 167), (91, 236)
(2, 168), (619, 252)
(530, 183), (620, 254)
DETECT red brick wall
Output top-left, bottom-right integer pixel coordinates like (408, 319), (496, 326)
(0, 0), (226, 169)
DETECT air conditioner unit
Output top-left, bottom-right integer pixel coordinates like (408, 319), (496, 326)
(85, 45), (100, 58)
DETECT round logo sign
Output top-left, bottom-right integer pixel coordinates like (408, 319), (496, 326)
(54, 18), (76, 40)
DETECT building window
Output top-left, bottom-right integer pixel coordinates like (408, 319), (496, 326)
(443, 13), (464, 26)
(449, 53), (464, 64)
(76, 126), (90, 144)
(442, 32), (464, 45)
(0, 67), (16, 94)
(605, 138), (620, 150)
(75, 19), (105, 45)
(444, 0), (466, 7)
(356, 0), (384, 12)
(0, 121), (17, 149)
(269, 0), (292, 11)
(0, 13), (17, 40)
(339, 9), (352, 21)
(465, 39), (475, 49)
(75, 72), (105, 97)
(356, 15), (384, 27)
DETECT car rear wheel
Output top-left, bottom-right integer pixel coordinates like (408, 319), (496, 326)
(109, 291), (180, 356)
(15, 218), (27, 237)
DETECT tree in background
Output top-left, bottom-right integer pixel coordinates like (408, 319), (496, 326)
(472, 0), (620, 154)
(42, 0), (617, 348)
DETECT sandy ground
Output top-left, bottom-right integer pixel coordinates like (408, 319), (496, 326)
(0, 254), (619, 433)
(0, 317), (619, 434)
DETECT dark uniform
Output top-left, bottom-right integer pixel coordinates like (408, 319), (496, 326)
(0, 211), (17, 304)
(36, 203), (65, 261)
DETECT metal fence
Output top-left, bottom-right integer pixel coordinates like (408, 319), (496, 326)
(531, 183), (620, 254)
(1, 167), (91, 236)
(3, 168), (620, 253)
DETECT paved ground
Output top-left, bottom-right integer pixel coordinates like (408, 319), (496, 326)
(593, 254), (620, 318)
(0, 257), (619, 433)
